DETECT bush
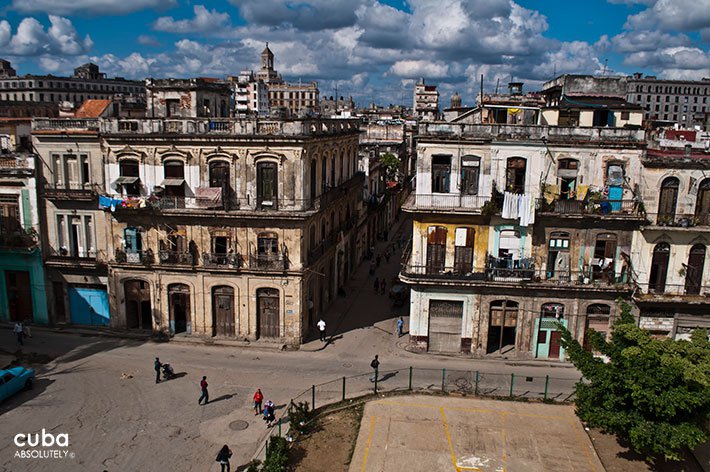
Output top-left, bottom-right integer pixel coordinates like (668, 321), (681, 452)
(262, 436), (289, 472)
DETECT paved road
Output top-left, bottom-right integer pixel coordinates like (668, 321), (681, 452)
(0, 218), (580, 471)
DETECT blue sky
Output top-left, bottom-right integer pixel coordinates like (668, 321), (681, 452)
(1, 0), (709, 106)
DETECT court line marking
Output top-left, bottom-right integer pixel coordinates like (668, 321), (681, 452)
(375, 400), (572, 420)
(569, 419), (599, 472)
(360, 415), (377, 472)
(440, 407), (462, 472)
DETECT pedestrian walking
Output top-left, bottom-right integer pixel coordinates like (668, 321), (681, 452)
(369, 259), (376, 275)
(198, 376), (209, 405)
(253, 388), (264, 415)
(154, 357), (162, 384)
(373, 277), (379, 293)
(376, 254), (381, 267)
(13, 321), (24, 346)
(215, 445), (233, 472)
(396, 317), (404, 337)
(317, 318), (327, 342)
(23, 317), (32, 338)
(380, 278), (386, 295)
(262, 400), (275, 427)
(369, 355), (380, 382)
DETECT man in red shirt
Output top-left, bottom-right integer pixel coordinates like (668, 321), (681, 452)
(253, 388), (264, 415)
(199, 376), (209, 405)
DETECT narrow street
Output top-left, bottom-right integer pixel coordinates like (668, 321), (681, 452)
(0, 217), (580, 472)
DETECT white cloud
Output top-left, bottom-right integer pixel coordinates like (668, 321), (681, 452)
(610, 30), (690, 53)
(0, 21), (11, 47)
(154, 5), (231, 33)
(388, 60), (449, 78)
(137, 35), (162, 47)
(230, 0), (364, 31)
(5, 16), (92, 56)
(12, 0), (178, 16)
(626, 0), (710, 32)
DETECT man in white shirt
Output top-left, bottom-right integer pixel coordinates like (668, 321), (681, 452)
(317, 319), (326, 342)
(13, 321), (24, 346)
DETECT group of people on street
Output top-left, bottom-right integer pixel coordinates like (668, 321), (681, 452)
(252, 388), (276, 426)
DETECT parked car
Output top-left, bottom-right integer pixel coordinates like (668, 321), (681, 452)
(0, 366), (35, 402)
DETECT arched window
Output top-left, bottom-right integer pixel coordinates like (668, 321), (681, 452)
(118, 159), (140, 197)
(658, 177), (679, 224)
(162, 160), (185, 199)
(541, 303), (564, 319)
(209, 161), (230, 189)
(685, 244), (706, 295)
(649, 242), (671, 293)
(695, 179), (710, 225)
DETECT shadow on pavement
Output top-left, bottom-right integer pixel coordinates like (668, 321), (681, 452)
(0, 377), (55, 416)
(209, 393), (236, 404)
(379, 371), (399, 382)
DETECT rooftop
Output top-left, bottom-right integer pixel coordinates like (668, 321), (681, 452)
(75, 99), (112, 118)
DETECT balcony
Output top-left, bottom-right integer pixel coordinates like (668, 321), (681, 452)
(99, 117), (360, 137)
(45, 247), (105, 269)
(44, 183), (99, 201)
(647, 213), (710, 228)
(401, 258), (632, 291)
(248, 254), (289, 271)
(402, 193), (492, 214)
(202, 252), (243, 269)
(536, 198), (644, 219)
(114, 249), (154, 265)
(637, 284), (710, 301)
(417, 122), (646, 144)
(158, 250), (194, 265)
(32, 118), (100, 132)
(0, 228), (39, 250)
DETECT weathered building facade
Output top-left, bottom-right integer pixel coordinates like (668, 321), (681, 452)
(401, 122), (647, 359)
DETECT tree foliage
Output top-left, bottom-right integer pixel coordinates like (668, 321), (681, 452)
(379, 152), (401, 181)
(558, 300), (710, 461)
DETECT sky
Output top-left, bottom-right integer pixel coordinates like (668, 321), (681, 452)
(0, 0), (709, 106)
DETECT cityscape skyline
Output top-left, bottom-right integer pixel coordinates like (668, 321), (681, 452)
(1, 0), (709, 105)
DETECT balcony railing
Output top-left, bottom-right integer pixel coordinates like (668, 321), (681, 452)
(32, 118), (99, 131)
(403, 193), (492, 212)
(158, 251), (193, 265)
(417, 123), (646, 143)
(249, 254), (288, 271)
(0, 228), (39, 249)
(44, 182), (99, 200)
(202, 252), (243, 269)
(536, 198), (643, 217)
(640, 284), (710, 297)
(115, 249), (154, 265)
(649, 213), (710, 227)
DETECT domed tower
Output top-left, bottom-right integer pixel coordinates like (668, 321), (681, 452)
(450, 91), (462, 108)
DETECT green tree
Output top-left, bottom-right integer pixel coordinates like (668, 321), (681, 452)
(379, 152), (401, 181)
(558, 300), (710, 461)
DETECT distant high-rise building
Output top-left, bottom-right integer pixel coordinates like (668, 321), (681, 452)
(413, 78), (439, 121)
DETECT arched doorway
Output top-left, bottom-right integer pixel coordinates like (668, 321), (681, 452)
(649, 243), (671, 293)
(256, 288), (280, 339)
(487, 300), (518, 354)
(658, 177), (679, 224)
(168, 284), (190, 334)
(685, 244), (706, 295)
(212, 286), (234, 337)
(124, 280), (151, 330)
(534, 303), (565, 359)
(695, 179), (710, 225)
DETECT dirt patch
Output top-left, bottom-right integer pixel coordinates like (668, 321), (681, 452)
(288, 404), (364, 472)
(588, 427), (702, 472)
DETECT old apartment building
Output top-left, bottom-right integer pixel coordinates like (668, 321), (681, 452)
(413, 78), (439, 121)
(257, 44), (319, 117)
(30, 78), (362, 344)
(400, 76), (653, 359)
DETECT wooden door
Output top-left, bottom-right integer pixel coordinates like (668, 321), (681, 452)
(658, 178), (679, 224)
(257, 288), (280, 338)
(426, 226), (447, 274)
(212, 286), (234, 337)
(695, 181), (710, 225)
(257, 162), (277, 208)
(548, 331), (562, 358)
(453, 228), (474, 274)
(685, 245), (706, 295)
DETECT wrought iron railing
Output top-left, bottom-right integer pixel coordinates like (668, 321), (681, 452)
(404, 193), (491, 212)
(536, 198), (642, 216)
(114, 249), (154, 265)
(158, 250), (194, 265)
(649, 213), (710, 227)
(202, 252), (243, 269)
(640, 283), (710, 297)
(248, 254), (288, 270)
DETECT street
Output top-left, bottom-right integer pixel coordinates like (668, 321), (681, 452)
(0, 221), (581, 471)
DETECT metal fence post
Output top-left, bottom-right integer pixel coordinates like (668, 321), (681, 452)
(544, 375), (549, 401)
(509, 373), (515, 397)
(374, 370), (378, 394)
(442, 368), (446, 392)
(278, 419), (282, 436)
(312, 385), (315, 410)
(475, 370), (479, 395)
(342, 376), (346, 402)
(408, 366), (413, 390)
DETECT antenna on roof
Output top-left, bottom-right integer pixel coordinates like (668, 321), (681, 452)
(552, 63), (556, 79)
(602, 59), (608, 76)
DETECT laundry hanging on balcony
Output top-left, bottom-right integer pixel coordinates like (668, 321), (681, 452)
(502, 191), (535, 226)
(98, 195), (124, 211)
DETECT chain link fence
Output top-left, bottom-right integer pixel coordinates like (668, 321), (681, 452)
(252, 367), (579, 462)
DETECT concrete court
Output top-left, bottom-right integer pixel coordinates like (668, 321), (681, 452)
(349, 395), (605, 472)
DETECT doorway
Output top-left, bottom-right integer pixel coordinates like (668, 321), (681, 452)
(6, 271), (32, 322)
(649, 243), (670, 293)
(212, 286), (235, 337)
(428, 300), (463, 353)
(685, 244), (706, 295)
(124, 280), (151, 330)
(168, 284), (190, 334)
(256, 288), (280, 339)
(487, 300), (518, 354)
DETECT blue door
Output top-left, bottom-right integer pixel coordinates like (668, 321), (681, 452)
(608, 186), (623, 212)
(68, 287), (110, 326)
